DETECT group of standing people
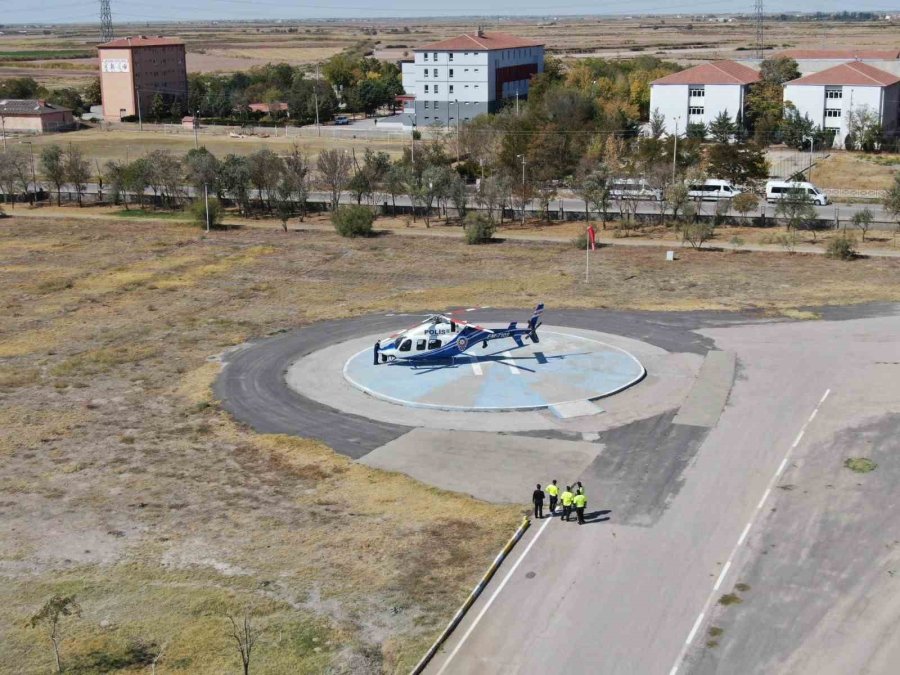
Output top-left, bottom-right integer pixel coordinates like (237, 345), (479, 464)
(532, 480), (588, 524)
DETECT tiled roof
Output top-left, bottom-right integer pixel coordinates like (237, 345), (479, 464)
(776, 49), (900, 60)
(98, 36), (183, 48)
(787, 61), (900, 87)
(0, 99), (71, 115)
(651, 60), (760, 86)
(415, 32), (543, 52)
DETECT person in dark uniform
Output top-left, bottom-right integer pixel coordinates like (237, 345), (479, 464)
(532, 483), (545, 519)
(373, 340), (380, 365)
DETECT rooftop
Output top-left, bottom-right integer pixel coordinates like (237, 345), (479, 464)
(651, 60), (760, 86)
(787, 61), (900, 87)
(0, 98), (71, 115)
(775, 48), (900, 60)
(415, 31), (543, 52)
(98, 35), (184, 48)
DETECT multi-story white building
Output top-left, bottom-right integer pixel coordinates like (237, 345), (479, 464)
(783, 61), (900, 148)
(649, 60), (760, 136)
(400, 30), (544, 128)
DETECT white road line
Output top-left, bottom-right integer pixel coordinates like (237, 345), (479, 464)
(466, 307), (477, 312)
(468, 356), (483, 376)
(435, 517), (554, 675)
(713, 561), (732, 592)
(668, 388), (831, 675)
(501, 351), (520, 375)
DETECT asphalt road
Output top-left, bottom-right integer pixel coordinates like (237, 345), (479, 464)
(425, 305), (900, 675)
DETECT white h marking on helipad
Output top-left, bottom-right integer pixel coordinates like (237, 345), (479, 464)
(468, 356), (483, 376)
(501, 351), (520, 375)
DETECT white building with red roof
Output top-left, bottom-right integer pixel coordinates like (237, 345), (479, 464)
(400, 29), (544, 128)
(783, 61), (900, 147)
(649, 60), (760, 136)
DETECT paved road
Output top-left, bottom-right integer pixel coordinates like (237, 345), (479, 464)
(425, 305), (900, 675)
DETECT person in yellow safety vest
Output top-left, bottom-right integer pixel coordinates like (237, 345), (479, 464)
(573, 491), (588, 525)
(560, 486), (575, 522)
(546, 480), (560, 515)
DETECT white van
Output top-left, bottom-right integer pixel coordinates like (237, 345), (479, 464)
(765, 180), (829, 206)
(609, 178), (662, 201)
(688, 179), (742, 201)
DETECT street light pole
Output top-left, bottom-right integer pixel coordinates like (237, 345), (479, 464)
(314, 61), (321, 137)
(455, 99), (460, 163)
(1, 115), (6, 151)
(517, 153), (526, 225)
(194, 109), (200, 149)
(672, 117), (680, 183)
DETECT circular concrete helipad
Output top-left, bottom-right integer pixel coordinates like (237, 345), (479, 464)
(341, 329), (645, 412)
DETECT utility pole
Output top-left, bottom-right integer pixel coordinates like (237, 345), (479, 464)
(517, 153), (526, 225)
(136, 87), (143, 131)
(1, 115), (6, 151)
(455, 99), (460, 163)
(194, 109), (199, 148)
(314, 62), (321, 137)
(672, 117), (680, 183)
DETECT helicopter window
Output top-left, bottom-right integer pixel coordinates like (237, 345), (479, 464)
(427, 339), (442, 349)
(450, 321), (457, 332)
(416, 339), (427, 351)
(399, 339), (412, 352)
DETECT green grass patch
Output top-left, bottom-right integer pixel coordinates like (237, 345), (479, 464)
(50, 344), (160, 377)
(734, 582), (751, 592)
(0, 49), (94, 60)
(844, 457), (877, 473)
(718, 593), (742, 606)
(708, 626), (724, 638)
(113, 209), (190, 221)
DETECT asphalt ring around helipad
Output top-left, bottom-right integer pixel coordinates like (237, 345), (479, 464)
(340, 330), (646, 412)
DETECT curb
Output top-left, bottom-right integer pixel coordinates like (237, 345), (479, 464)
(410, 515), (532, 675)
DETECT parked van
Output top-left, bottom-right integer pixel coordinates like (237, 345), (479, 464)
(765, 180), (829, 206)
(609, 178), (662, 201)
(688, 179), (742, 201)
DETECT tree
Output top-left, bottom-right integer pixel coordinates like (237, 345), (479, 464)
(150, 93), (167, 122)
(850, 207), (874, 242)
(883, 174), (900, 243)
(686, 122), (707, 140)
(61, 145), (90, 207)
(776, 189), (818, 238)
(40, 145), (67, 206)
(228, 613), (262, 675)
(105, 160), (129, 208)
(332, 204), (375, 237)
(748, 56), (801, 145)
(220, 154), (252, 216)
(183, 147), (220, 199)
(708, 110), (735, 144)
(450, 173), (468, 219)
(190, 196), (224, 229)
(0, 148), (29, 208)
(317, 149), (352, 212)
(281, 145), (311, 220)
(384, 163), (406, 215)
(732, 191), (760, 223)
(759, 56), (801, 86)
(463, 212), (496, 244)
(845, 105), (883, 152)
(145, 149), (183, 208)
(82, 77), (102, 107)
(664, 182), (691, 223)
(780, 107), (817, 150)
(705, 143), (769, 184)
(246, 148), (283, 211)
(648, 108), (666, 139)
(28, 595), (81, 673)
(124, 157), (152, 209)
(682, 220), (715, 249)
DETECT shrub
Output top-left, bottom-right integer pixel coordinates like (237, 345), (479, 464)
(825, 233), (858, 260)
(572, 232), (588, 249)
(463, 213), (495, 245)
(189, 196), (224, 229)
(681, 221), (714, 249)
(332, 205), (374, 237)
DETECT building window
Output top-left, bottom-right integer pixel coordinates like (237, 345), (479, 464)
(689, 87), (705, 97)
(689, 106), (704, 116)
(449, 69), (454, 77)
(424, 53), (429, 61)
(424, 69), (428, 77)
(449, 53), (453, 61)
(825, 87), (843, 99)
(434, 85), (439, 94)
(433, 68), (438, 78)
(424, 101), (429, 109)
(824, 108), (842, 118)
(424, 84), (429, 93)
(433, 52), (438, 61)
(449, 85), (454, 94)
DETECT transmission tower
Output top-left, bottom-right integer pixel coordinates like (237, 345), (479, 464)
(754, 0), (765, 59)
(100, 0), (113, 43)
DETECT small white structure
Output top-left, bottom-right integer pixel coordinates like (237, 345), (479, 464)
(783, 61), (900, 148)
(399, 29), (544, 129)
(649, 60), (760, 136)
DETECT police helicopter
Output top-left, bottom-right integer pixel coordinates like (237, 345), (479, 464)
(374, 304), (544, 364)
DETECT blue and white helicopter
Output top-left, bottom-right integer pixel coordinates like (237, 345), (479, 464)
(374, 304), (544, 364)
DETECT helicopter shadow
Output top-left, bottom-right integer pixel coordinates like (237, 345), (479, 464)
(399, 347), (593, 375)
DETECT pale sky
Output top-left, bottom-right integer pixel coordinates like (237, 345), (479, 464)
(4, 0), (897, 25)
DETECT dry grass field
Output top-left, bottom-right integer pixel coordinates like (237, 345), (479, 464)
(813, 152), (900, 191)
(1, 16), (898, 85)
(3, 213), (900, 672)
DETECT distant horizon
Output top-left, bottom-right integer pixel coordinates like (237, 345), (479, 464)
(4, 2), (899, 27)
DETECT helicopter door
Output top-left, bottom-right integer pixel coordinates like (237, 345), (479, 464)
(416, 339), (427, 351)
(399, 339), (412, 352)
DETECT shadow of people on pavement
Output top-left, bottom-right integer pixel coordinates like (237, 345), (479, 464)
(582, 509), (612, 524)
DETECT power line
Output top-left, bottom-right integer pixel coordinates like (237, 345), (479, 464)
(100, 0), (114, 42)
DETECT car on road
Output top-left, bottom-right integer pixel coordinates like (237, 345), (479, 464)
(688, 179), (742, 201)
(765, 180), (829, 206)
(609, 178), (662, 201)
(334, 115), (351, 125)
